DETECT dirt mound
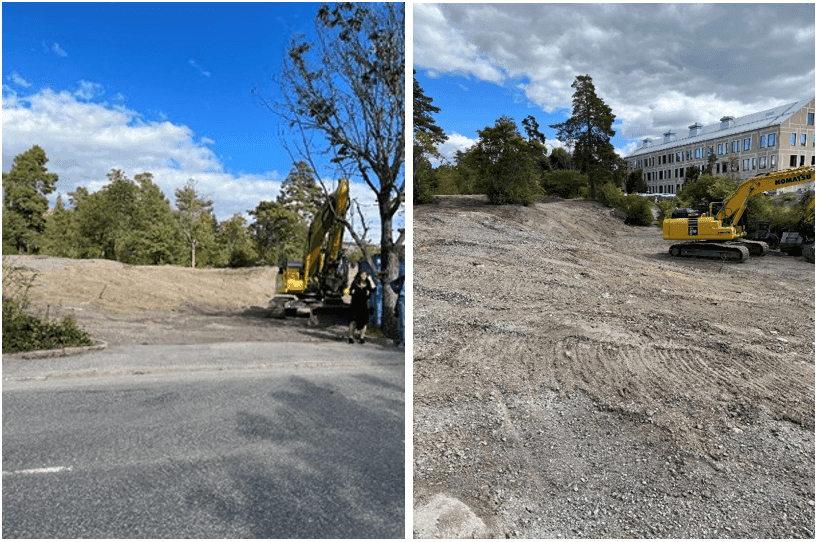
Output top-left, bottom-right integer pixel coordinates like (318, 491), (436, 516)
(4, 255), (279, 314)
(414, 195), (814, 538)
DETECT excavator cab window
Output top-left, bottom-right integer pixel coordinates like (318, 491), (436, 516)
(671, 208), (700, 219)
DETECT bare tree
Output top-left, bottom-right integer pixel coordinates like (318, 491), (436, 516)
(257, 2), (405, 335)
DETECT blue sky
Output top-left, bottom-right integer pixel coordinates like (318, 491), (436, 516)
(413, 3), (815, 164)
(2, 2), (401, 237)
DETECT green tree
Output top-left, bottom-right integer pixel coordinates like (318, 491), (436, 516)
(549, 75), (617, 199)
(216, 214), (257, 268)
(684, 165), (701, 184)
(249, 200), (305, 266)
(620, 194), (655, 226)
(71, 170), (182, 265)
(277, 161), (324, 225)
(413, 70), (447, 146)
(522, 115), (546, 144)
(676, 173), (738, 210)
(272, 2), (405, 335)
(625, 168), (647, 194)
(465, 116), (544, 205)
(413, 70), (447, 204)
(548, 147), (573, 171)
(175, 180), (215, 268)
(2, 145), (59, 254)
(40, 195), (80, 258)
(706, 149), (718, 174)
(542, 170), (589, 199)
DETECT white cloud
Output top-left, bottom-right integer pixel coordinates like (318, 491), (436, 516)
(7, 70), (32, 88)
(74, 79), (105, 101)
(1, 89), (387, 235)
(435, 131), (478, 164)
(414, 3), (815, 148)
(2, 89), (271, 221)
(188, 59), (212, 78)
(51, 43), (68, 57)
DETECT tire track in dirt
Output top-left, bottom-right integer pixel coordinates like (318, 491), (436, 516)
(414, 195), (814, 538)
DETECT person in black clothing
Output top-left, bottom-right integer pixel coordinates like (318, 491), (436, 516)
(349, 270), (376, 344)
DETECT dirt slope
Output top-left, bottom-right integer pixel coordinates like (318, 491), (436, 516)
(413, 195), (814, 538)
(2, 256), (345, 348)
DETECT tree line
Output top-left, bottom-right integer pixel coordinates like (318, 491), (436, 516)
(3, 145), (332, 268)
(413, 72), (813, 234)
(413, 73), (656, 225)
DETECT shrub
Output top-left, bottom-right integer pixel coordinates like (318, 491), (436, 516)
(655, 199), (676, 225)
(620, 194), (655, 226)
(2, 264), (93, 354)
(595, 182), (625, 209)
(542, 170), (589, 199)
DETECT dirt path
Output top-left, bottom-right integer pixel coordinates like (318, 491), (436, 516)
(3, 256), (348, 348)
(413, 195), (814, 538)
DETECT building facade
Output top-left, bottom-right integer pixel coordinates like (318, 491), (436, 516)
(626, 98), (815, 195)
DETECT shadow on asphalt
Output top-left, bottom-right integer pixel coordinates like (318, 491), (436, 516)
(185, 375), (405, 538)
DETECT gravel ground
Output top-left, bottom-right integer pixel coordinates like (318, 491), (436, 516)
(413, 195), (814, 539)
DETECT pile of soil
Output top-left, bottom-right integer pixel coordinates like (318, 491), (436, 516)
(413, 195), (814, 538)
(2, 256), (343, 348)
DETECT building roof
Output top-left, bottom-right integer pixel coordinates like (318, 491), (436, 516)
(628, 97), (814, 157)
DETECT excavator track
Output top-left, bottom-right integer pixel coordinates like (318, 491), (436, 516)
(739, 239), (769, 256)
(668, 242), (750, 262)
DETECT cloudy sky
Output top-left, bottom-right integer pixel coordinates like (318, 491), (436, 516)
(412, 3), (815, 162)
(2, 2), (401, 237)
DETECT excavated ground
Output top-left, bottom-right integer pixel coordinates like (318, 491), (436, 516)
(413, 195), (814, 539)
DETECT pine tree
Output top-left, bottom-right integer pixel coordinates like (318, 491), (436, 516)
(175, 180), (215, 268)
(550, 75), (617, 200)
(277, 161), (324, 228)
(2, 145), (59, 253)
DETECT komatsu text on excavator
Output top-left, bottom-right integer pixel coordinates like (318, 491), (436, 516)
(270, 179), (351, 320)
(663, 166), (815, 262)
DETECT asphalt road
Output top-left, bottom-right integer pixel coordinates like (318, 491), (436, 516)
(3, 343), (405, 538)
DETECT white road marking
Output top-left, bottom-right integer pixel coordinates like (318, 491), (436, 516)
(3, 466), (73, 475)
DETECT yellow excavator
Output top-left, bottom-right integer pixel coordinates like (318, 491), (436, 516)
(663, 166), (815, 262)
(271, 179), (351, 319)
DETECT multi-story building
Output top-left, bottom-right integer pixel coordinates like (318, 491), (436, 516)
(626, 97), (814, 195)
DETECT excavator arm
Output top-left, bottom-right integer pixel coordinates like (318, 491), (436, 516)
(282, 179), (350, 295)
(712, 166), (815, 230)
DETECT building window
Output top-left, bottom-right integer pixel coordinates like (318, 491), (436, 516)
(791, 133), (797, 146)
(743, 159), (749, 171)
(800, 155), (805, 166)
(768, 134), (776, 147)
(771, 155), (776, 168)
(790, 155), (797, 167)
(718, 143), (723, 155)
(743, 138), (751, 151)
(801, 134), (806, 146)
(751, 158), (756, 170)
(760, 156), (766, 169)
(808, 112), (814, 125)
(759, 136), (766, 149)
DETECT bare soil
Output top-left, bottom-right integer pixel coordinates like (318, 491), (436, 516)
(2, 256), (351, 348)
(413, 195), (815, 538)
